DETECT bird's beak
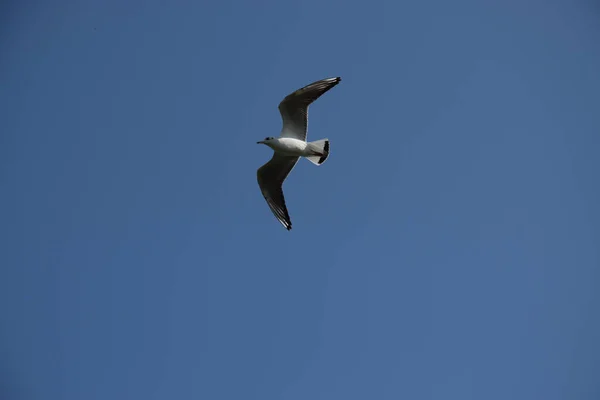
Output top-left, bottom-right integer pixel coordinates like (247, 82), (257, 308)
(257, 141), (263, 144)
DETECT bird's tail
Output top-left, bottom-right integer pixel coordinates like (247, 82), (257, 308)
(305, 138), (330, 166)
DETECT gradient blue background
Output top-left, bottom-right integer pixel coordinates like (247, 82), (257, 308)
(2, 1), (599, 399)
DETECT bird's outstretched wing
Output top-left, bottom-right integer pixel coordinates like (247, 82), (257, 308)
(278, 77), (341, 141)
(257, 153), (300, 230)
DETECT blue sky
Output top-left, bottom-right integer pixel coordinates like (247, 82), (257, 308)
(1, 0), (599, 399)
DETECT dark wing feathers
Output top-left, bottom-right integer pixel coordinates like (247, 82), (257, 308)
(278, 77), (341, 140)
(257, 154), (299, 230)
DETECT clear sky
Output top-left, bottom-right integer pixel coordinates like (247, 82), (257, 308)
(1, 1), (599, 399)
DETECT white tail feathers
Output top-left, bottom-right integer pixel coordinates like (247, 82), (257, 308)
(305, 139), (330, 166)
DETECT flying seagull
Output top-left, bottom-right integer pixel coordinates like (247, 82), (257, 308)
(257, 76), (341, 231)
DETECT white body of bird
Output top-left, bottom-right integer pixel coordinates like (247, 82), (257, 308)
(259, 137), (307, 155)
(258, 137), (330, 166)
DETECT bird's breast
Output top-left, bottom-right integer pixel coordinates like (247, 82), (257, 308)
(272, 138), (307, 156)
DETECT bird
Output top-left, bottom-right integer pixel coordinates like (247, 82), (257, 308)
(256, 76), (341, 231)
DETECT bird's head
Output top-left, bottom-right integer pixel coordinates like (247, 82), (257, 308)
(257, 136), (275, 145)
